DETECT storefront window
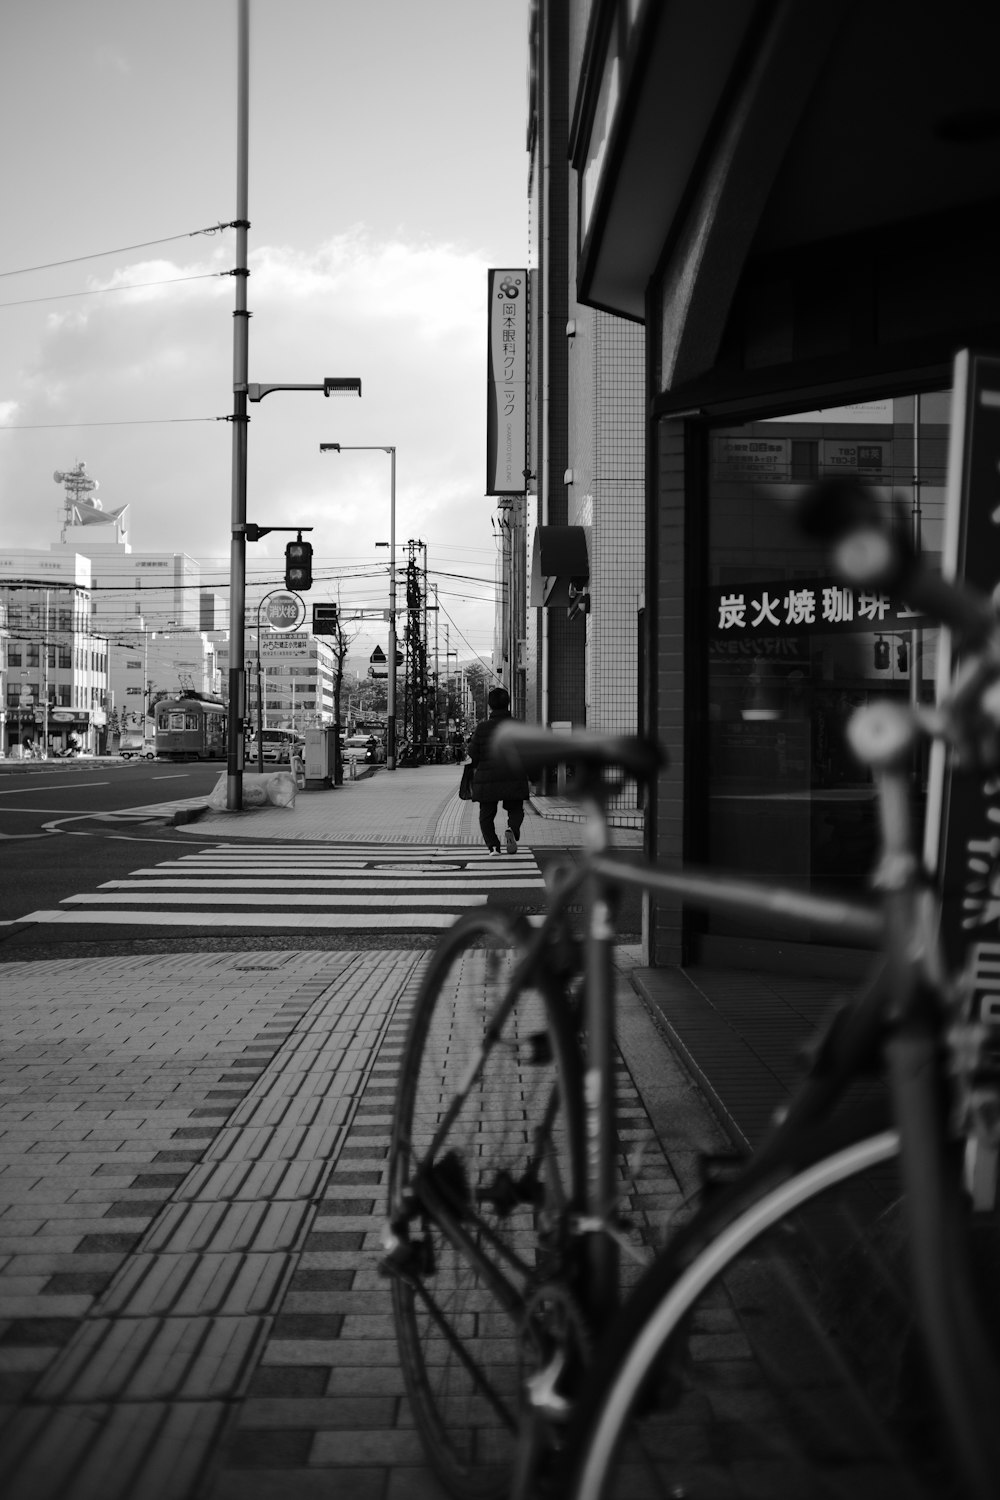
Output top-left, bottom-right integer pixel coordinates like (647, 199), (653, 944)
(705, 394), (949, 940)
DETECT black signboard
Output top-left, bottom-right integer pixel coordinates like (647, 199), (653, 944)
(927, 352), (1000, 978)
(312, 603), (339, 636)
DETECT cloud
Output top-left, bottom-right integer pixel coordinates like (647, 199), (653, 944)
(0, 229), (502, 657)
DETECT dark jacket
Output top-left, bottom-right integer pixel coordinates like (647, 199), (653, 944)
(468, 709), (529, 803)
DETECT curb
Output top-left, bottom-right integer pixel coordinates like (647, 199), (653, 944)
(170, 804), (210, 827)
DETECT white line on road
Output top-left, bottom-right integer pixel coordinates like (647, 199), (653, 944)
(0, 781), (109, 795)
(61, 891), (486, 907)
(97, 877), (540, 891)
(21, 909), (463, 928)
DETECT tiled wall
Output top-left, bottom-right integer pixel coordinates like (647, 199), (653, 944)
(587, 313), (644, 736)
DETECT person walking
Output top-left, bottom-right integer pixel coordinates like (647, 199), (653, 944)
(467, 686), (529, 855)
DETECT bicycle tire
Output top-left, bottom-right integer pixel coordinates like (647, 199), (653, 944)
(386, 907), (586, 1500)
(569, 1126), (986, 1500)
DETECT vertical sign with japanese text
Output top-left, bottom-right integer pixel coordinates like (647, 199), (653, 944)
(487, 269), (527, 495)
(926, 352), (1000, 979)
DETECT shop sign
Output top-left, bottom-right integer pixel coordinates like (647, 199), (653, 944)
(715, 436), (891, 481)
(821, 440), (891, 475)
(260, 633), (310, 657)
(709, 636), (806, 659)
(926, 352), (1000, 975)
(709, 578), (930, 638)
(714, 437), (789, 480)
(486, 268), (527, 495)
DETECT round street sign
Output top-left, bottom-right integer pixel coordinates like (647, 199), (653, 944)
(265, 592), (305, 633)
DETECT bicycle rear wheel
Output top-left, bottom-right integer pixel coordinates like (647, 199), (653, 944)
(570, 1127), (984, 1500)
(386, 908), (585, 1500)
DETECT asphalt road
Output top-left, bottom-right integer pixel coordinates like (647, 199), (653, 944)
(0, 757), (222, 935)
(0, 757), (641, 960)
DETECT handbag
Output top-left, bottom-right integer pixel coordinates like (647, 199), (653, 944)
(459, 762), (474, 801)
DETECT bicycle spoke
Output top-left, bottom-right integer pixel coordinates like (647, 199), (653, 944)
(387, 910), (584, 1500)
(572, 1132), (977, 1499)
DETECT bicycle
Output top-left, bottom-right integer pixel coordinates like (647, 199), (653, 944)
(380, 475), (1000, 1500)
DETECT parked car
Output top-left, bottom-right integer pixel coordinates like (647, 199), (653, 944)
(247, 728), (305, 764)
(120, 734), (157, 760)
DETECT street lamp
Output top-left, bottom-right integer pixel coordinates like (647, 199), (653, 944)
(320, 443), (398, 771)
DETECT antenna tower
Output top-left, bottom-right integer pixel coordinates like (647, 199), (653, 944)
(53, 461), (100, 541)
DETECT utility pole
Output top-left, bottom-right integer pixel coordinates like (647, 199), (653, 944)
(226, 0), (251, 811)
(431, 582), (440, 750)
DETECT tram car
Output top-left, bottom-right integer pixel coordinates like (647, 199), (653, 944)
(154, 697), (227, 761)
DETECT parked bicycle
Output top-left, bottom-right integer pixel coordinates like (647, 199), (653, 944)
(381, 476), (1000, 1499)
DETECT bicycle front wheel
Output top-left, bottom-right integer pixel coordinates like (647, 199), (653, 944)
(570, 1127), (981, 1500)
(387, 907), (584, 1500)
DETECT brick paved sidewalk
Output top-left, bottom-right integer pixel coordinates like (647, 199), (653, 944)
(0, 944), (720, 1499)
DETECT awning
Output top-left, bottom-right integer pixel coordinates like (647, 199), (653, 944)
(529, 525), (590, 609)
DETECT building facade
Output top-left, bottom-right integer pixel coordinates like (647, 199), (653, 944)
(553, 0), (1000, 971)
(517, 0), (645, 798)
(218, 631), (338, 735)
(0, 550), (109, 756)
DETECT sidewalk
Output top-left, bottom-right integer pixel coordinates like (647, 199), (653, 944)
(169, 762), (644, 847)
(0, 763), (834, 1497)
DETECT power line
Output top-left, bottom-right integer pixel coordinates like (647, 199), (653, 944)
(0, 271), (225, 311)
(0, 417), (219, 430)
(0, 222), (235, 280)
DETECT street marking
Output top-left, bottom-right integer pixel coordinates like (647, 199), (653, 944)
(0, 780), (110, 795)
(62, 892), (486, 908)
(99, 877), (538, 892)
(13, 838), (548, 933)
(21, 909), (462, 928)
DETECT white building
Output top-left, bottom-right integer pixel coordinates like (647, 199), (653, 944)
(217, 630), (338, 733)
(0, 549), (109, 756)
(48, 522), (220, 738)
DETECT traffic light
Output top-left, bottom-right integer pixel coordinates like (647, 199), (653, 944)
(874, 637), (890, 670)
(285, 537), (313, 591)
(312, 602), (339, 636)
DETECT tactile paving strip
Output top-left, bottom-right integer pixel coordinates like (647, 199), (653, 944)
(0, 950), (421, 1500)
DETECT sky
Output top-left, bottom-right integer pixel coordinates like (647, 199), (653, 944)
(0, 0), (531, 674)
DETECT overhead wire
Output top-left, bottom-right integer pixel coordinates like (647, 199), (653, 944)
(0, 271), (226, 311)
(0, 222), (234, 280)
(0, 417), (219, 429)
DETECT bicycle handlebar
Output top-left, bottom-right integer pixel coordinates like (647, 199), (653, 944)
(798, 476), (997, 649)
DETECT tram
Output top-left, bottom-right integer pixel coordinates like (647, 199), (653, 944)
(154, 696), (227, 761)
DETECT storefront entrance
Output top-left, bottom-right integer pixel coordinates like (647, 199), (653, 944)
(701, 393), (948, 946)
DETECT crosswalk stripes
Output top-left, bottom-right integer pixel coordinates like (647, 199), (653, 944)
(19, 842), (547, 932)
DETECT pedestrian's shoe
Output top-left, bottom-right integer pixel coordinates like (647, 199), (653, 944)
(488, 847), (501, 857)
(504, 829), (518, 855)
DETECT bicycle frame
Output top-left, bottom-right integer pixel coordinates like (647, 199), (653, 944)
(557, 746), (1000, 1494)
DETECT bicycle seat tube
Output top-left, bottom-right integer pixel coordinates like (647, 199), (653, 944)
(579, 783), (621, 1333)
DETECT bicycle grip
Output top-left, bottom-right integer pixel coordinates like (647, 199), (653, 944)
(797, 477), (996, 647)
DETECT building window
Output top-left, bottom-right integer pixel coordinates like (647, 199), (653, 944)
(702, 394), (947, 942)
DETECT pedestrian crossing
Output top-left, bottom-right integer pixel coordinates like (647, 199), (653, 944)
(20, 842), (547, 932)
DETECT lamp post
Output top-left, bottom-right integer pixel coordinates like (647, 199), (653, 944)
(320, 443), (397, 770)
